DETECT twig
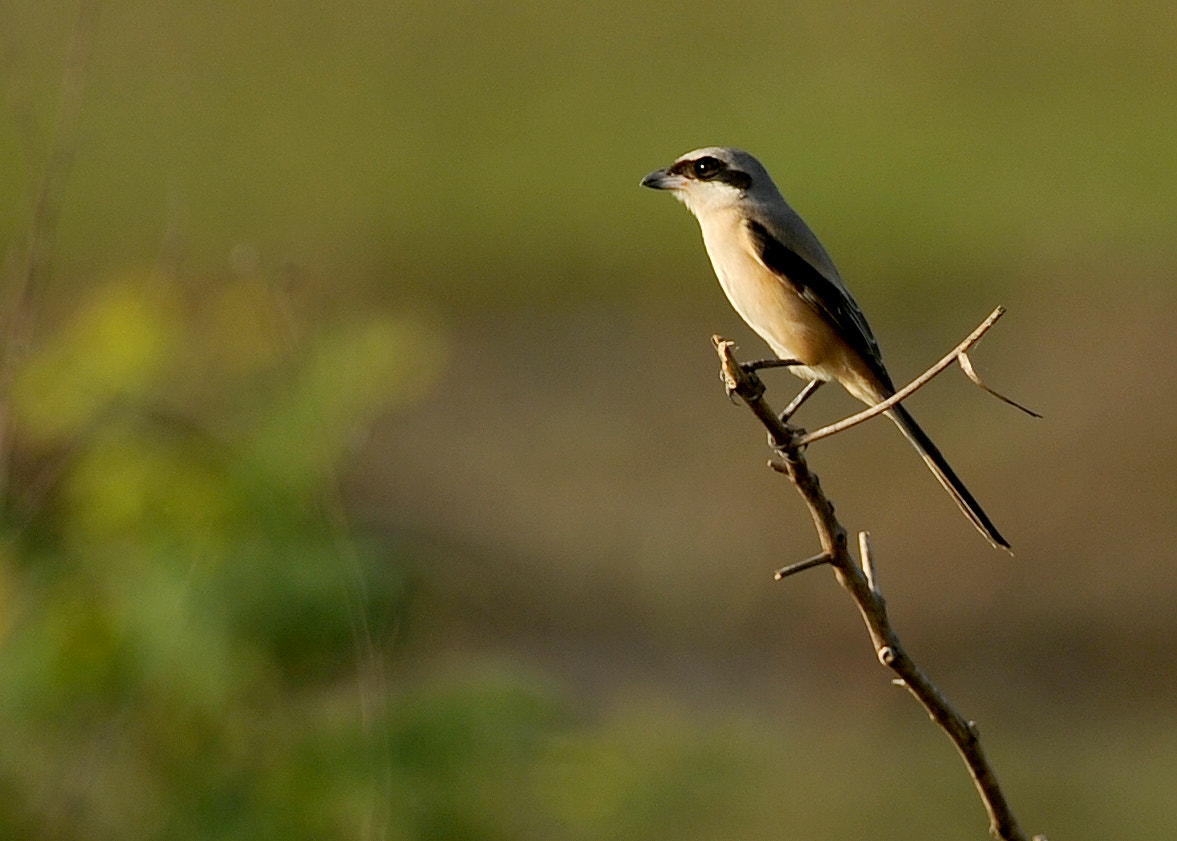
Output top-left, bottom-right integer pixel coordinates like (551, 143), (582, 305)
(773, 551), (832, 581)
(958, 352), (1042, 418)
(714, 320), (1041, 841)
(798, 306), (1009, 446)
(858, 531), (878, 594)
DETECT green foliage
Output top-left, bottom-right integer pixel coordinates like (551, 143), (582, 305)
(0, 265), (444, 838)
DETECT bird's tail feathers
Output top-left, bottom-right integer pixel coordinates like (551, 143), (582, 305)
(884, 402), (1010, 552)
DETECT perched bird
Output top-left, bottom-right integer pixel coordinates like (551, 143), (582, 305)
(641, 147), (1008, 550)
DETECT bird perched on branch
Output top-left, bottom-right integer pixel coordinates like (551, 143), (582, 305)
(641, 146), (1008, 550)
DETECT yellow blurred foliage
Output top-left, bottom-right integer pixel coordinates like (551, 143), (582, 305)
(61, 421), (236, 551)
(12, 271), (181, 443)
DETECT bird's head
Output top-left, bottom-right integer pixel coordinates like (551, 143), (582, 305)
(640, 147), (776, 216)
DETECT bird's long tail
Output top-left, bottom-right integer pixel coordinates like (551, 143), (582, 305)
(884, 402), (1010, 551)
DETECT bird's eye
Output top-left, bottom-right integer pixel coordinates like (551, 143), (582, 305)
(692, 157), (724, 179)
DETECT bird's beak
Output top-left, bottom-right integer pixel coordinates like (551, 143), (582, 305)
(640, 168), (681, 190)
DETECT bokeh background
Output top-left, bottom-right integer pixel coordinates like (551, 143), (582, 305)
(2, 1), (1176, 838)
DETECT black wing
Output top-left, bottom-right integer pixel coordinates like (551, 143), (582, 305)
(746, 219), (893, 392)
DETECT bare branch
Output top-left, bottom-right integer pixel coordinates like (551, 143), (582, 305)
(714, 322), (1041, 841)
(713, 337), (797, 451)
(858, 531), (878, 595)
(773, 551), (832, 581)
(797, 306), (1007, 446)
(958, 352), (1042, 418)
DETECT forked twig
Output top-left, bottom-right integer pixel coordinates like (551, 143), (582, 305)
(713, 311), (1044, 841)
(958, 352), (1042, 418)
(797, 306), (1037, 447)
(773, 551), (832, 581)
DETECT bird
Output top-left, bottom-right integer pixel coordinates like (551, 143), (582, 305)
(641, 146), (1009, 550)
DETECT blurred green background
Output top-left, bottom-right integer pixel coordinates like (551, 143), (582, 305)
(2, 0), (1176, 838)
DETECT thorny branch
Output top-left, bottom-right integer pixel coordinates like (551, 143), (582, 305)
(713, 308), (1044, 841)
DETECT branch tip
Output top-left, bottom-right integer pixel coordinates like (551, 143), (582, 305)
(774, 552), (832, 581)
(714, 336), (766, 402)
(958, 352), (1043, 418)
(797, 306), (1009, 446)
(858, 531), (879, 594)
